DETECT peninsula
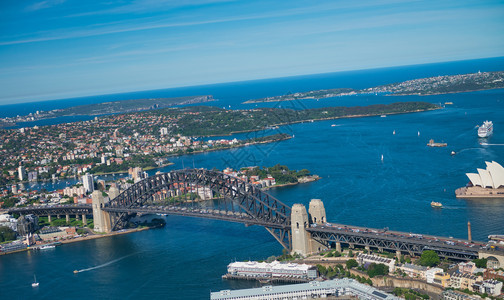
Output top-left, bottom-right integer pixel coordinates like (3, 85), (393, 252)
(244, 71), (504, 103)
(0, 95), (214, 127)
(0, 101), (436, 187)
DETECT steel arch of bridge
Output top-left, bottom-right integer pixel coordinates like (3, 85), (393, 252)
(103, 169), (292, 249)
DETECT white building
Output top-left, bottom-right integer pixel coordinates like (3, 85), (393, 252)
(160, 127), (168, 135)
(357, 253), (395, 273)
(82, 174), (94, 193)
(227, 261), (317, 280)
(466, 161), (504, 189)
(211, 278), (400, 300)
(18, 165), (27, 181)
(425, 267), (444, 284)
(479, 279), (503, 296)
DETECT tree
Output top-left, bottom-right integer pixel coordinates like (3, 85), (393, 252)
(0, 226), (16, 242)
(418, 250), (440, 267)
(346, 259), (358, 269)
(367, 263), (389, 277)
(472, 258), (487, 268)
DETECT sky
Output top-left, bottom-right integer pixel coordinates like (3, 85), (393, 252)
(0, 0), (503, 105)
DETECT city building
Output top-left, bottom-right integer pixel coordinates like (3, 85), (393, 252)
(397, 263), (428, 279)
(18, 165), (27, 181)
(425, 267), (443, 284)
(458, 261), (477, 274)
(433, 272), (451, 287)
(82, 174), (94, 193)
(357, 253), (395, 273)
(28, 171), (38, 182)
(475, 279), (503, 296)
(16, 214), (39, 236)
(211, 278), (400, 300)
(450, 273), (482, 291)
(226, 261), (317, 280)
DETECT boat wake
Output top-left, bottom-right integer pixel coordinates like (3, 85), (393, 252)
(480, 143), (504, 146)
(74, 253), (137, 273)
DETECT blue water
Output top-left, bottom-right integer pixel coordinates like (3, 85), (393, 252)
(1, 58), (504, 299)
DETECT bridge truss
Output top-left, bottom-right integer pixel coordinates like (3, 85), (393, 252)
(103, 169), (292, 249)
(308, 227), (479, 260)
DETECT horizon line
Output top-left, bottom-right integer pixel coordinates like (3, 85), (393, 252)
(1, 55), (504, 107)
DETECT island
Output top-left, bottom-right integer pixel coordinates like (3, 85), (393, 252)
(244, 71), (504, 103)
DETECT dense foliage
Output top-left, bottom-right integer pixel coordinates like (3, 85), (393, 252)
(243, 164), (310, 185)
(472, 258), (487, 268)
(366, 263), (389, 278)
(169, 102), (438, 136)
(0, 226), (16, 242)
(417, 250), (440, 267)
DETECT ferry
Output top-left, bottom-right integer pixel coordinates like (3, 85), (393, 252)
(431, 201), (443, 208)
(478, 120), (493, 138)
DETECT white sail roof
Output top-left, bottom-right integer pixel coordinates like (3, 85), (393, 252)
(477, 168), (494, 188)
(466, 173), (483, 187)
(487, 161), (504, 188)
(466, 162), (504, 189)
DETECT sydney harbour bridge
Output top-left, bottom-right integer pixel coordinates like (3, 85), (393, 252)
(8, 168), (504, 266)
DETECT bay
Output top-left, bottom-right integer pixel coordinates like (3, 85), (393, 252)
(1, 58), (504, 299)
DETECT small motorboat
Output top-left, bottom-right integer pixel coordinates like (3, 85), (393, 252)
(32, 275), (39, 287)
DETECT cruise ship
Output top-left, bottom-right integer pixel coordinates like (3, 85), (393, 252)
(478, 120), (493, 138)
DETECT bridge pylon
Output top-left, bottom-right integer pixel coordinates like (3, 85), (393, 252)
(92, 190), (112, 233)
(291, 200), (329, 256)
(291, 204), (310, 255)
(308, 199), (329, 253)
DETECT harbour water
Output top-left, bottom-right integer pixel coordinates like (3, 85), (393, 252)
(1, 58), (504, 299)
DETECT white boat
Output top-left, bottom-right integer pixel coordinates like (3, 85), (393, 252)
(39, 245), (55, 250)
(32, 275), (39, 287)
(380, 115), (386, 118)
(478, 120), (493, 138)
(393, 130), (396, 135)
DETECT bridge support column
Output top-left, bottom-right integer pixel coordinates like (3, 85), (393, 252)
(378, 247), (383, 253)
(108, 186), (120, 200)
(92, 191), (112, 233)
(396, 250), (402, 261)
(308, 199), (329, 253)
(335, 242), (342, 253)
(291, 204), (310, 256)
(76, 214), (80, 221)
(365, 245), (371, 252)
(349, 243), (355, 249)
(57, 214), (60, 219)
(82, 215), (87, 227)
(66, 214), (70, 223)
(48, 215), (52, 223)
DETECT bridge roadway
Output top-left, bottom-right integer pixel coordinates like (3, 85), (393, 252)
(9, 204), (483, 260)
(307, 223), (482, 260)
(102, 205), (289, 229)
(9, 204), (92, 215)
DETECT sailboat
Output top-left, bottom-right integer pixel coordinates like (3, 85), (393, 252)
(32, 275), (39, 287)
(393, 130), (396, 135)
(381, 154), (384, 162)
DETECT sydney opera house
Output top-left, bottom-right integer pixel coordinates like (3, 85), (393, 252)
(456, 161), (504, 198)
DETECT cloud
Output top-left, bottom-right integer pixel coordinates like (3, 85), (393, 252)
(26, 0), (66, 12)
